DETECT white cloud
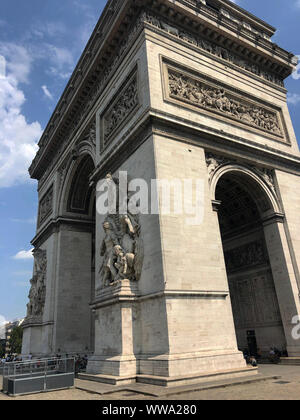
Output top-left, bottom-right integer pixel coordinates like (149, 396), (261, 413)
(42, 85), (53, 100)
(45, 44), (74, 80)
(0, 43), (42, 188)
(13, 249), (34, 260)
(287, 93), (300, 105)
(0, 43), (32, 84)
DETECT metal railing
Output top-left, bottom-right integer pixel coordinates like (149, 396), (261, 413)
(3, 357), (75, 379)
(2, 357), (75, 396)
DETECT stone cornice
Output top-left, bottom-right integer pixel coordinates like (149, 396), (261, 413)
(29, 0), (141, 180)
(22, 320), (54, 330)
(146, 0), (295, 74)
(31, 217), (95, 248)
(29, 0), (297, 182)
(91, 289), (229, 309)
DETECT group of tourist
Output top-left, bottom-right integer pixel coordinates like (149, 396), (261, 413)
(1, 355), (23, 365)
(74, 354), (88, 375)
(242, 346), (287, 366)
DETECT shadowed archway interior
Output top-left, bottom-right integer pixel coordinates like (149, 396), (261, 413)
(216, 173), (286, 357)
(54, 154), (96, 354)
(67, 155), (95, 215)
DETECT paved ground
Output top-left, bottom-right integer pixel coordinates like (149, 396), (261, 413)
(1, 364), (300, 400)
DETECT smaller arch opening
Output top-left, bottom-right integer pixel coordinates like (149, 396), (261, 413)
(67, 155), (95, 215)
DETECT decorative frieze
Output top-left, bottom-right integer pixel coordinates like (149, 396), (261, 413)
(102, 72), (139, 148)
(224, 240), (267, 273)
(144, 11), (284, 87)
(166, 66), (284, 139)
(26, 249), (47, 320)
(38, 185), (53, 226)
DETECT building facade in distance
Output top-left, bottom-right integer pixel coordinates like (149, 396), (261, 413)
(22, 0), (300, 385)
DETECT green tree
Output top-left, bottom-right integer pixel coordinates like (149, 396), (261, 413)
(8, 326), (23, 355)
(0, 340), (5, 358)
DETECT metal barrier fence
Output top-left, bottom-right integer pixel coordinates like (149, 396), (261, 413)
(2, 357), (75, 396)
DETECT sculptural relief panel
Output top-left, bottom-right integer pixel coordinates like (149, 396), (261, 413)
(162, 59), (289, 143)
(25, 249), (47, 322)
(229, 270), (282, 328)
(98, 174), (144, 291)
(38, 185), (54, 226)
(224, 240), (267, 273)
(100, 69), (139, 151)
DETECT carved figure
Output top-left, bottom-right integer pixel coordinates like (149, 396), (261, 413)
(168, 70), (282, 136)
(26, 249), (47, 318)
(98, 175), (144, 288)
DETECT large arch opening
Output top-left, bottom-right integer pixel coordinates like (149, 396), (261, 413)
(55, 154), (96, 356)
(215, 170), (287, 358)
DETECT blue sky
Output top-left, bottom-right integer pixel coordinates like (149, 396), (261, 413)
(0, 0), (299, 326)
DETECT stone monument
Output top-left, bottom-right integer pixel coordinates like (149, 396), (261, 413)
(22, 0), (300, 386)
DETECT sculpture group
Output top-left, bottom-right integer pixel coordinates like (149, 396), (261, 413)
(169, 70), (282, 136)
(99, 175), (143, 288)
(26, 249), (47, 318)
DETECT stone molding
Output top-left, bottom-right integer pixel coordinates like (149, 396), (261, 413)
(144, 10), (284, 88)
(22, 320), (54, 330)
(31, 217), (95, 249)
(91, 289), (229, 309)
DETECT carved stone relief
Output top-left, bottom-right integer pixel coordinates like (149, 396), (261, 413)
(144, 11), (284, 87)
(26, 249), (47, 320)
(205, 152), (277, 196)
(206, 153), (228, 182)
(167, 67), (283, 138)
(38, 186), (54, 226)
(99, 174), (144, 289)
(81, 121), (96, 148)
(224, 240), (267, 273)
(102, 72), (139, 149)
(229, 269), (282, 328)
(253, 167), (277, 195)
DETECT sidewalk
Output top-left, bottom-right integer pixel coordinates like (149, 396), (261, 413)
(1, 364), (300, 400)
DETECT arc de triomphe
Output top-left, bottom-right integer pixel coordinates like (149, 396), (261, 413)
(22, 0), (300, 386)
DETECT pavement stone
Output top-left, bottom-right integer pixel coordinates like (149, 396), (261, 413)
(0, 364), (300, 400)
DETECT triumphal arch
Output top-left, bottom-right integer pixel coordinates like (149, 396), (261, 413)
(22, 0), (300, 385)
